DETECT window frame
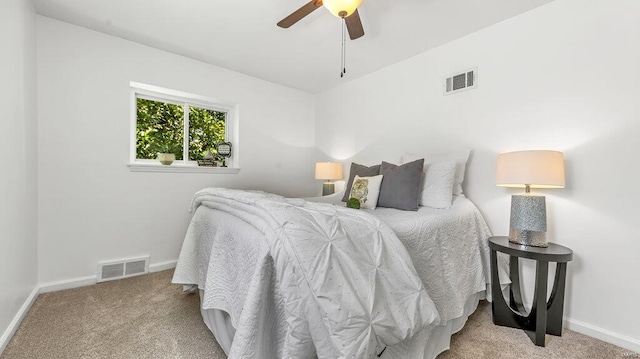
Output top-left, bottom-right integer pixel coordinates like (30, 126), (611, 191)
(128, 82), (239, 173)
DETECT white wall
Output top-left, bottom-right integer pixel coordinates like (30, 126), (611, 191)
(316, 0), (640, 350)
(0, 0), (38, 352)
(36, 17), (316, 284)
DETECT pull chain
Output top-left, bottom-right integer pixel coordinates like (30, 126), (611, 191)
(340, 18), (346, 78)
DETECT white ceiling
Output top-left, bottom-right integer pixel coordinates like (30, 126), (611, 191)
(32, 0), (553, 93)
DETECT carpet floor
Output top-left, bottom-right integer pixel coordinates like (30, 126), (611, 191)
(2, 269), (632, 358)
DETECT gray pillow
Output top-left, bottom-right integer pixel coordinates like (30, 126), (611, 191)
(377, 159), (425, 211)
(342, 163), (381, 202)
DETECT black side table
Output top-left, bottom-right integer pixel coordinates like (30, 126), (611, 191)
(489, 236), (573, 347)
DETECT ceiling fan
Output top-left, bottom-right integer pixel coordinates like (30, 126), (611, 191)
(277, 0), (365, 40)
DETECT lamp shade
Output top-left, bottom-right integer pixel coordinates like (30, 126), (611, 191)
(315, 162), (343, 180)
(323, 0), (363, 18)
(496, 150), (565, 189)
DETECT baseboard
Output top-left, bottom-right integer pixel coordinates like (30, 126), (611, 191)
(38, 260), (178, 294)
(39, 275), (98, 294)
(518, 298), (639, 353)
(564, 317), (640, 354)
(0, 287), (39, 355)
(149, 259), (177, 273)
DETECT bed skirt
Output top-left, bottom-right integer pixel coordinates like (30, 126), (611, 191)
(199, 288), (487, 359)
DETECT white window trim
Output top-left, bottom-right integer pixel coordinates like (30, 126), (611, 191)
(128, 82), (240, 174)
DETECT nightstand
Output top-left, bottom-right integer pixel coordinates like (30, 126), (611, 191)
(488, 236), (573, 347)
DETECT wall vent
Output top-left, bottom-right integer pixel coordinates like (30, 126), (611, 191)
(444, 68), (477, 95)
(97, 256), (149, 283)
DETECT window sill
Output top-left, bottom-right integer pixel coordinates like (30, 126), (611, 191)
(127, 162), (240, 174)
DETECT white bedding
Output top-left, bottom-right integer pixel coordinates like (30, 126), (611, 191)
(172, 189), (508, 358)
(174, 188), (440, 358)
(315, 193), (497, 322)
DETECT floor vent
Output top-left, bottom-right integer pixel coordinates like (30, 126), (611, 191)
(444, 68), (477, 95)
(97, 256), (149, 283)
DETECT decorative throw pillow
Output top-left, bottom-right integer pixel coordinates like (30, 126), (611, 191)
(420, 160), (456, 209)
(348, 175), (383, 210)
(341, 162), (381, 202)
(402, 150), (470, 196)
(377, 159), (424, 211)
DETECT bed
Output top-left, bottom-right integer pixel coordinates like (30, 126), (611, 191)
(172, 188), (508, 358)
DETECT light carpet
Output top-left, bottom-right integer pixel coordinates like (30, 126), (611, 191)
(1, 269), (632, 358)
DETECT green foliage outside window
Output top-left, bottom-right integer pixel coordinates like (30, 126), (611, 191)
(136, 98), (226, 161)
(188, 107), (226, 160)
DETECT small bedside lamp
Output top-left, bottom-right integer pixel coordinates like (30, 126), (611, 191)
(315, 162), (343, 196)
(496, 150), (565, 247)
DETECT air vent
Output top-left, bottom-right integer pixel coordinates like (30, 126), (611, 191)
(101, 263), (125, 280)
(97, 256), (149, 283)
(444, 68), (477, 95)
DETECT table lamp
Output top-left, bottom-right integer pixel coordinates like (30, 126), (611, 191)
(315, 162), (343, 196)
(496, 150), (565, 247)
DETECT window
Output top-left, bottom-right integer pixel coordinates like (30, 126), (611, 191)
(128, 82), (239, 173)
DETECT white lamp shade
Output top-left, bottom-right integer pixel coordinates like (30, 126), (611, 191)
(496, 150), (565, 188)
(323, 0), (363, 18)
(315, 162), (343, 180)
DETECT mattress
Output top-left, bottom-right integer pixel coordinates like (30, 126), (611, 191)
(173, 191), (508, 358)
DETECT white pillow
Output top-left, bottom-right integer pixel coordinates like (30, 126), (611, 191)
(403, 150), (470, 196)
(348, 175), (383, 210)
(420, 160), (456, 209)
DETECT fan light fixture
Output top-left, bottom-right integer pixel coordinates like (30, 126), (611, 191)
(277, 0), (365, 78)
(323, 0), (363, 18)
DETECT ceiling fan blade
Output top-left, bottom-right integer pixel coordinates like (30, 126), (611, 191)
(277, 0), (323, 28)
(345, 9), (365, 40)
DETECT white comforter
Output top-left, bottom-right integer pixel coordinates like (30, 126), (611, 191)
(309, 194), (507, 358)
(364, 199), (496, 323)
(173, 188), (440, 359)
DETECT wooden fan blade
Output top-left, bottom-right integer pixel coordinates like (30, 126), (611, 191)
(345, 9), (365, 40)
(277, 0), (323, 28)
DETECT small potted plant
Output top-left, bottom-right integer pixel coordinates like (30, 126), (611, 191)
(154, 143), (180, 165)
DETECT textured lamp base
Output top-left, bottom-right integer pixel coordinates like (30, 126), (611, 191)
(509, 194), (548, 247)
(322, 182), (335, 196)
(509, 228), (548, 247)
